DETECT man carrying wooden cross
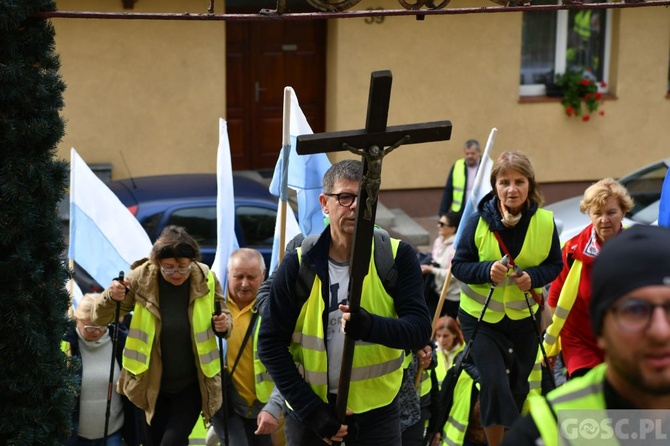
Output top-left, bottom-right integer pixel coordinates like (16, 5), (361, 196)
(257, 158), (432, 445)
(258, 70), (450, 445)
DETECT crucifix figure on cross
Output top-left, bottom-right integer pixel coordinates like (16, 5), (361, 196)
(344, 135), (409, 220)
(296, 70), (453, 421)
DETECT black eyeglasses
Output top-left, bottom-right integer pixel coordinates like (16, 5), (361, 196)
(325, 193), (357, 207)
(83, 325), (107, 334)
(609, 299), (670, 332)
(437, 221), (447, 228)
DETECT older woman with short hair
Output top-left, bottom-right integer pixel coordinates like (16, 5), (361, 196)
(544, 178), (634, 380)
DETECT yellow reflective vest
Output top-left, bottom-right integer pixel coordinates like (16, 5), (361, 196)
(460, 209), (554, 323)
(543, 259), (583, 357)
(450, 159), (467, 213)
(253, 315), (274, 403)
(443, 370), (479, 446)
(123, 271), (220, 378)
(527, 363), (607, 446)
(291, 238), (405, 413)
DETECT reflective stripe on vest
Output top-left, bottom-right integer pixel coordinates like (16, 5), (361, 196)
(459, 209), (554, 323)
(291, 238), (405, 413)
(253, 315), (275, 403)
(574, 10), (591, 41)
(443, 371), (475, 446)
(123, 271), (221, 378)
(543, 260), (583, 357)
(528, 363), (607, 446)
(450, 159), (467, 213)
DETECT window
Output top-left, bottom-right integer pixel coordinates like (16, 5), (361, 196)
(166, 206), (218, 248)
(236, 205), (277, 250)
(520, 0), (611, 96)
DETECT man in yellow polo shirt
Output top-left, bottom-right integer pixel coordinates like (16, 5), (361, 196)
(211, 248), (284, 446)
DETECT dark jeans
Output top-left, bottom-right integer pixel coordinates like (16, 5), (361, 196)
(285, 395), (401, 446)
(74, 431), (122, 446)
(458, 308), (538, 428)
(143, 382), (202, 446)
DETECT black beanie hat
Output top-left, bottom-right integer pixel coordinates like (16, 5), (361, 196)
(590, 225), (670, 336)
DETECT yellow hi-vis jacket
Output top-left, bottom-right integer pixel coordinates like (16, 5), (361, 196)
(574, 10), (592, 42)
(450, 158), (467, 213)
(443, 370), (479, 446)
(526, 363), (607, 446)
(290, 238), (405, 413)
(123, 271), (220, 378)
(460, 210), (554, 323)
(543, 260), (583, 357)
(253, 314), (274, 404)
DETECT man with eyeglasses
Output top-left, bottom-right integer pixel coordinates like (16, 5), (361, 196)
(501, 225), (670, 445)
(258, 159), (432, 446)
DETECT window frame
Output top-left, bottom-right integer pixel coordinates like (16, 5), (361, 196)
(520, 7), (613, 97)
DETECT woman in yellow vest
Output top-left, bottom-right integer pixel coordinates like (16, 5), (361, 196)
(434, 316), (465, 381)
(91, 225), (232, 446)
(545, 178), (633, 380)
(451, 151), (563, 446)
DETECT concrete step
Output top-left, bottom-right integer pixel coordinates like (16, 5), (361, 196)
(374, 201), (395, 229)
(387, 207), (430, 248)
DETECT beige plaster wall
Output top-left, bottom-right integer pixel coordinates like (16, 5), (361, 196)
(53, 1), (670, 190)
(54, 0), (226, 178)
(326, 0), (670, 190)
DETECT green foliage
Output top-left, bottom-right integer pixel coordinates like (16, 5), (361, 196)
(0, 1), (77, 444)
(555, 69), (606, 122)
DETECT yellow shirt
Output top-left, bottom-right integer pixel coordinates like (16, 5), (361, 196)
(227, 298), (257, 407)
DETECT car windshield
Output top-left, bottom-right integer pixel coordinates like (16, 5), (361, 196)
(621, 162), (667, 220)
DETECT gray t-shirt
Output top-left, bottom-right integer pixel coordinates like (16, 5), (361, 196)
(326, 259), (349, 394)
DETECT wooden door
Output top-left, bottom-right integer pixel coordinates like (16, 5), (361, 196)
(226, 20), (326, 171)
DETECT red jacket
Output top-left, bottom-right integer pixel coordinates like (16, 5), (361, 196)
(547, 224), (607, 376)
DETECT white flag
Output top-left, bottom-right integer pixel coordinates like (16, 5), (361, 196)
(210, 118), (239, 292)
(67, 148), (152, 288)
(452, 128), (496, 250)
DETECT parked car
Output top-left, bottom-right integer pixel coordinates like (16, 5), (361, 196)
(545, 158), (669, 243)
(72, 173), (280, 293)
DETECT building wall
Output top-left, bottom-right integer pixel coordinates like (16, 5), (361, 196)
(53, 1), (669, 202)
(327, 0), (670, 192)
(54, 0), (227, 177)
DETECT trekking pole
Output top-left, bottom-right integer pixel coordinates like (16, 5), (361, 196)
(513, 265), (557, 390)
(214, 301), (230, 446)
(103, 271), (124, 446)
(425, 255), (509, 446)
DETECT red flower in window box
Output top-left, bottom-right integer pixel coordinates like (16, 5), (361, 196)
(555, 69), (605, 121)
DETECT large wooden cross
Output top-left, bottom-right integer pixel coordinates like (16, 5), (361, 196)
(296, 70), (452, 421)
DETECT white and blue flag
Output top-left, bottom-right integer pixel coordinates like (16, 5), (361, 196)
(268, 87), (331, 273)
(68, 148), (152, 290)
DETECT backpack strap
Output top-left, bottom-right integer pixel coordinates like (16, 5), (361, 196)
(372, 228), (397, 290)
(295, 228), (398, 308)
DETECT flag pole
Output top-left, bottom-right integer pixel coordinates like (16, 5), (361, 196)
(278, 88), (292, 264)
